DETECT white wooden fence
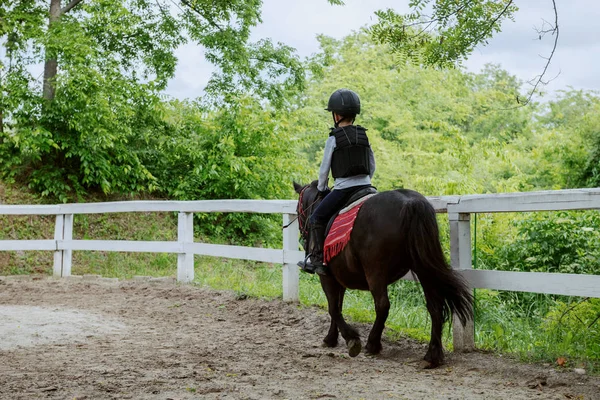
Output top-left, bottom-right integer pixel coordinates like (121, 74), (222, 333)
(0, 200), (305, 302)
(1, 188), (600, 351)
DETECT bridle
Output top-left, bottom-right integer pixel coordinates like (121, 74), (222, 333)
(296, 186), (310, 239)
(294, 184), (321, 243)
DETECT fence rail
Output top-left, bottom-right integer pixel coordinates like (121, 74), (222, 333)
(2, 188), (600, 351)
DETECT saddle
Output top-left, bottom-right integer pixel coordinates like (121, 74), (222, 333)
(325, 186), (378, 235)
(322, 186), (377, 264)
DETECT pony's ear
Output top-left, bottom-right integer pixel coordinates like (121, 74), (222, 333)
(293, 181), (304, 194)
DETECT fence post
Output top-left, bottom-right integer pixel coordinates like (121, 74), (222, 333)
(63, 214), (73, 276)
(53, 214), (73, 277)
(53, 215), (64, 277)
(449, 212), (475, 352)
(282, 213), (300, 302)
(177, 212), (194, 283)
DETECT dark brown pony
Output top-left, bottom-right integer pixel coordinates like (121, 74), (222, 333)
(294, 181), (472, 368)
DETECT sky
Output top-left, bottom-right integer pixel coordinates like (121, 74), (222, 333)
(165, 0), (600, 100)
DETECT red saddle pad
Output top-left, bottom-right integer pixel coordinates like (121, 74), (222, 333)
(323, 202), (365, 264)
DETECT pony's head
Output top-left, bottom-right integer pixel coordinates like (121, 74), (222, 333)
(293, 181), (322, 248)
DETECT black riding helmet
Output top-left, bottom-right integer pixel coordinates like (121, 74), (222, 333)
(325, 88), (361, 116)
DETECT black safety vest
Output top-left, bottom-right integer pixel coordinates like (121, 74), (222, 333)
(330, 125), (371, 179)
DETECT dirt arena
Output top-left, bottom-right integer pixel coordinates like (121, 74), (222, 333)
(0, 277), (598, 400)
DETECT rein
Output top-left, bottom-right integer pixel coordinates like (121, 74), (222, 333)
(282, 186), (309, 231)
(283, 185), (322, 246)
(282, 215), (298, 229)
(295, 185), (320, 239)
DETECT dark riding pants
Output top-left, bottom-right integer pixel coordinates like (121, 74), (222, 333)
(309, 185), (371, 226)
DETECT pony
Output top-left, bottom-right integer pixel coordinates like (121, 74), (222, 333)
(294, 181), (472, 368)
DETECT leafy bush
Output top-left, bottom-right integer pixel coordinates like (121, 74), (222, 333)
(485, 211), (600, 275)
(140, 97), (309, 246)
(475, 211), (600, 323)
(0, 92), (309, 245)
(542, 298), (600, 365)
(0, 73), (161, 202)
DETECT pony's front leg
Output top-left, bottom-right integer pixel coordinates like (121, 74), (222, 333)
(365, 285), (390, 355)
(319, 276), (362, 357)
(322, 286), (346, 348)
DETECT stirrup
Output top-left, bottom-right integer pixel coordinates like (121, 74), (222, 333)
(298, 256), (316, 274)
(297, 255), (329, 276)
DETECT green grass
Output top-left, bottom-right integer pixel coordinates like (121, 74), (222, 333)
(0, 180), (182, 277)
(474, 290), (600, 373)
(0, 211), (180, 278)
(71, 252), (177, 278)
(194, 257), (284, 299)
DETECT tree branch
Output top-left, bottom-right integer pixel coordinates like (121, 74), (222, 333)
(385, 1), (514, 65)
(61, 0), (85, 15)
(517, 0), (559, 105)
(588, 312), (600, 329)
(389, 1), (471, 43)
(180, 0), (225, 33)
(249, 56), (288, 68)
(154, 0), (171, 20)
(557, 297), (589, 325)
(472, 0), (515, 45)
(403, 1), (472, 29)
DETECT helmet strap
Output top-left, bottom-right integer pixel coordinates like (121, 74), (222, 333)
(332, 112), (354, 128)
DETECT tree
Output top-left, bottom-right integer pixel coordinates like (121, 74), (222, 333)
(141, 96), (308, 245)
(537, 89), (600, 188)
(4, 0), (307, 110)
(0, 0), (325, 199)
(290, 30), (594, 197)
(369, 0), (559, 104)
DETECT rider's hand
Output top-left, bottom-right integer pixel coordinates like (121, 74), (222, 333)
(318, 188), (331, 197)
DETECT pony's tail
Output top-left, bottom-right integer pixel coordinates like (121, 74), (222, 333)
(400, 195), (473, 326)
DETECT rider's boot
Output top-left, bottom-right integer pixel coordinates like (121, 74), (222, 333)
(297, 222), (328, 276)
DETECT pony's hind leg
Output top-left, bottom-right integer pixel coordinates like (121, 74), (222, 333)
(319, 276), (362, 357)
(423, 297), (445, 368)
(366, 285), (390, 355)
(322, 286), (346, 348)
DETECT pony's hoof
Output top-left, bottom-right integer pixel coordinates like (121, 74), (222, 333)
(365, 342), (382, 355)
(419, 359), (442, 369)
(347, 339), (362, 357)
(321, 339), (338, 348)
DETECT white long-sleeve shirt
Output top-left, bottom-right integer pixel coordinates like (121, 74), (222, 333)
(317, 135), (376, 192)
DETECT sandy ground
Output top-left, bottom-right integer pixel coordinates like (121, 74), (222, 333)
(0, 277), (598, 400)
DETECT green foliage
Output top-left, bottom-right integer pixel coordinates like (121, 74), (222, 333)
(370, 1), (518, 68)
(293, 31), (543, 196)
(294, 31), (600, 201)
(0, 2), (43, 144)
(0, 77), (161, 201)
(0, 0), (305, 201)
(475, 209), (600, 359)
(1, 2), (600, 370)
(542, 299), (600, 364)
(538, 90), (600, 188)
(137, 96), (308, 245)
(465, 64), (533, 143)
(150, 98), (299, 200)
(485, 211), (600, 275)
